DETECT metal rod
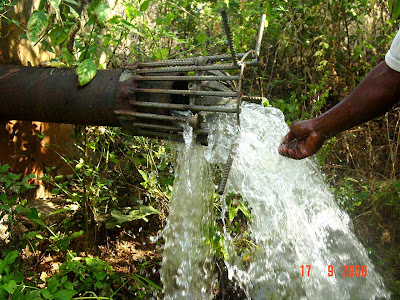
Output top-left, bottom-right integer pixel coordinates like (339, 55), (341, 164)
(130, 101), (238, 113)
(242, 96), (267, 102)
(236, 63), (246, 126)
(131, 88), (238, 97)
(220, 8), (238, 65)
(133, 64), (241, 74)
(218, 149), (235, 195)
(135, 129), (184, 141)
(134, 53), (249, 68)
(255, 14), (267, 58)
(194, 129), (208, 135)
(135, 129), (207, 141)
(115, 110), (189, 122)
(132, 75), (240, 81)
(129, 122), (182, 131)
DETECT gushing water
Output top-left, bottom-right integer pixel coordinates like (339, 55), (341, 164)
(161, 103), (390, 299)
(161, 126), (215, 299)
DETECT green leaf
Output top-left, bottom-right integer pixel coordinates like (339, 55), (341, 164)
(238, 201), (251, 220)
(27, 10), (48, 43)
(138, 170), (148, 181)
(4, 250), (18, 265)
(49, 0), (61, 14)
(47, 276), (60, 294)
(196, 32), (207, 44)
(41, 288), (51, 299)
(62, 0), (78, 5)
(94, 271), (106, 281)
(0, 260), (5, 275)
(4, 280), (17, 294)
(25, 231), (40, 239)
(0, 164), (10, 173)
(63, 281), (74, 290)
(109, 154), (120, 164)
(49, 25), (67, 46)
(52, 289), (77, 300)
(95, 1), (113, 24)
(25, 290), (41, 300)
(11, 271), (24, 284)
(51, 188), (60, 196)
(140, 0), (150, 11)
(76, 59), (97, 86)
(164, 12), (174, 26)
(153, 48), (169, 60)
(133, 274), (162, 290)
(120, 19), (137, 30)
(228, 205), (238, 222)
(10, 284), (23, 300)
(393, 1), (400, 19)
(67, 5), (79, 18)
(70, 230), (84, 239)
(110, 205), (160, 225)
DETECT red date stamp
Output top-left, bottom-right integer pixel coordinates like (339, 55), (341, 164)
(301, 265), (367, 277)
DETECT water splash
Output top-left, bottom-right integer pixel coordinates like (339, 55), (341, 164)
(161, 103), (390, 299)
(160, 124), (215, 300)
(208, 103), (389, 299)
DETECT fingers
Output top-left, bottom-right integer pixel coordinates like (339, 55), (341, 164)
(278, 139), (312, 159)
(278, 144), (306, 159)
(278, 119), (323, 160)
(281, 130), (295, 144)
(279, 129), (297, 156)
(278, 144), (289, 156)
(288, 147), (308, 160)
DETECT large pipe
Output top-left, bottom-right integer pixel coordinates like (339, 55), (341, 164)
(0, 66), (129, 126)
(0, 65), (189, 128)
(0, 62), (241, 146)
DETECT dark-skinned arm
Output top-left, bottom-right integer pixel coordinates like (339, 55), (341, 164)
(278, 61), (400, 159)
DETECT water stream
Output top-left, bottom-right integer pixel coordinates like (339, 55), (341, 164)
(160, 125), (215, 299)
(161, 103), (390, 299)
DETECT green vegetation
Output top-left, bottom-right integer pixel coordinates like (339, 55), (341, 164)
(1, 0), (400, 298)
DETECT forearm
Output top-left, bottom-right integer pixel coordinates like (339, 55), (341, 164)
(314, 61), (400, 139)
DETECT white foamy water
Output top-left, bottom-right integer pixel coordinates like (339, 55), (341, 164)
(160, 126), (215, 300)
(161, 103), (390, 299)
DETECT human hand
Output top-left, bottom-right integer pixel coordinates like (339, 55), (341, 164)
(278, 119), (325, 159)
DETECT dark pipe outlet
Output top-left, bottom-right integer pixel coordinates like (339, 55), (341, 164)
(0, 66), (124, 126)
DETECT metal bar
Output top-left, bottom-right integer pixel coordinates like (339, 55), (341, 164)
(135, 129), (184, 141)
(255, 14), (267, 58)
(135, 53), (248, 68)
(115, 110), (189, 122)
(245, 60), (260, 66)
(134, 64), (240, 74)
(236, 64), (245, 125)
(220, 8), (238, 65)
(218, 149), (235, 195)
(132, 75), (240, 81)
(125, 129), (208, 145)
(130, 101), (238, 113)
(129, 122), (182, 131)
(242, 96), (267, 102)
(131, 88), (238, 97)
(193, 129), (208, 135)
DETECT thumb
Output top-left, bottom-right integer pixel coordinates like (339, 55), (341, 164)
(281, 129), (296, 144)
